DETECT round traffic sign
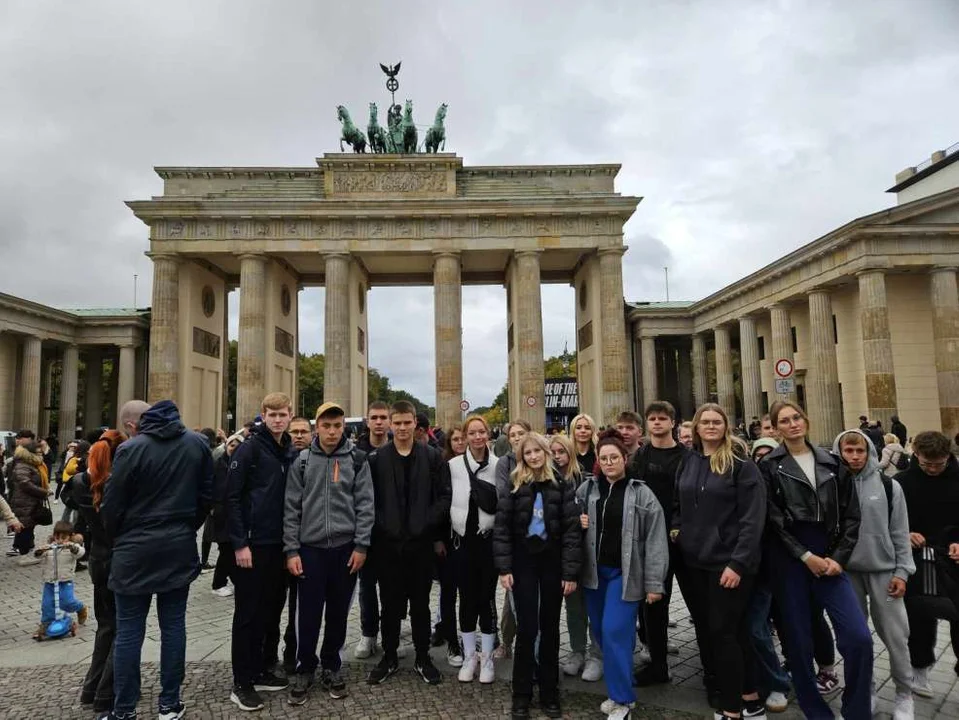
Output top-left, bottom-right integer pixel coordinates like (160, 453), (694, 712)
(459, 400), (470, 412)
(526, 396), (536, 407)
(774, 358), (794, 378)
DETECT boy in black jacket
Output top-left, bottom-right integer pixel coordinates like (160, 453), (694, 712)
(366, 401), (452, 686)
(226, 393), (295, 712)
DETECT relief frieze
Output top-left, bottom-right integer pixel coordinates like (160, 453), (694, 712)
(332, 170), (447, 194)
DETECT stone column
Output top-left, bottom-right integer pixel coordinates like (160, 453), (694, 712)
(222, 284), (232, 431)
(858, 269), (898, 427)
(433, 252), (463, 430)
(20, 336), (42, 434)
(598, 247), (630, 422)
(769, 303), (797, 402)
(116, 344), (136, 427)
(714, 325), (736, 416)
(930, 267), (959, 440)
(39, 356), (54, 437)
(808, 290), (843, 444)
(147, 254), (180, 403)
(84, 348), (103, 430)
(641, 336), (659, 409)
(677, 345), (694, 420)
(739, 315), (763, 422)
(691, 333), (708, 408)
(323, 253), (352, 411)
(237, 254), (268, 425)
(514, 251), (545, 431)
(59, 344), (79, 449)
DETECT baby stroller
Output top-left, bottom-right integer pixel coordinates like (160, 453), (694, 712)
(35, 543), (78, 641)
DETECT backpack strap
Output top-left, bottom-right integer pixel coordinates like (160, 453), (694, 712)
(880, 473), (894, 522)
(351, 448), (367, 476)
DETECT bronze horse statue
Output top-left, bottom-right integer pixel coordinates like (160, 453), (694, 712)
(367, 103), (388, 154)
(424, 103), (448, 153)
(337, 105), (366, 153)
(401, 99), (418, 153)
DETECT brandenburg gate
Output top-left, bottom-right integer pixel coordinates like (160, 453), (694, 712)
(127, 153), (640, 430)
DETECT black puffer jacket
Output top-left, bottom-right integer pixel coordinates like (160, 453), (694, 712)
(73, 472), (111, 586)
(493, 477), (581, 582)
(758, 442), (860, 566)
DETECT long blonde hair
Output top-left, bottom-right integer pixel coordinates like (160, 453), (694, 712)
(510, 433), (556, 492)
(549, 433), (581, 484)
(691, 403), (736, 476)
(569, 413), (598, 451)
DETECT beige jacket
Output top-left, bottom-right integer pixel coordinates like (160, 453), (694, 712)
(36, 542), (86, 583)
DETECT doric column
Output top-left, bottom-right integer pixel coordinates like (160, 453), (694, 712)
(433, 252), (463, 430)
(116, 344), (136, 427)
(59, 344), (79, 449)
(714, 325), (736, 416)
(323, 253), (351, 411)
(514, 251), (545, 431)
(598, 247), (630, 422)
(808, 290), (843, 444)
(19, 336), (42, 433)
(739, 315), (763, 422)
(930, 267), (959, 440)
(84, 348), (103, 430)
(147, 253), (180, 403)
(641, 336), (659, 410)
(769, 303), (797, 402)
(222, 284), (232, 431)
(677, 345), (694, 420)
(691, 333), (708, 408)
(237, 253), (268, 424)
(858, 269), (898, 427)
(39, 356), (54, 437)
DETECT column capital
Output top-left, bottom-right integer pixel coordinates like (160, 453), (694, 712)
(146, 252), (181, 264)
(514, 249), (544, 259)
(806, 287), (832, 298)
(432, 250), (461, 259)
(237, 252), (267, 262)
(597, 246), (627, 258)
(930, 265), (959, 275)
(855, 267), (888, 278)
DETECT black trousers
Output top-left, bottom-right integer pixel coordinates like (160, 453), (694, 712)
(212, 541), (235, 590)
(453, 533), (497, 634)
(684, 566), (756, 714)
(642, 543), (684, 675)
(81, 580), (116, 712)
(294, 543), (357, 674)
(376, 539), (434, 658)
(231, 545), (288, 687)
(435, 541), (458, 644)
(512, 543), (563, 707)
(906, 595), (959, 669)
(358, 562), (380, 639)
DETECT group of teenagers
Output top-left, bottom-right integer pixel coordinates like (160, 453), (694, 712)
(36, 389), (959, 720)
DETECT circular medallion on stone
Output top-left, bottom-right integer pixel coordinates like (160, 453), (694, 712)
(358, 283), (365, 314)
(579, 281), (588, 311)
(201, 285), (216, 318)
(281, 285), (292, 316)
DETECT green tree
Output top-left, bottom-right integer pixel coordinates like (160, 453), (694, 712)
(298, 352), (325, 417)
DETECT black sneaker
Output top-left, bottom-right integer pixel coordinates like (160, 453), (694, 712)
(254, 670), (289, 692)
(414, 656), (442, 685)
(368, 655), (399, 685)
(633, 666), (671, 687)
(288, 672), (313, 706)
(743, 699), (766, 719)
(230, 684), (264, 712)
(430, 626), (446, 647)
(321, 668), (349, 699)
(541, 699), (562, 719)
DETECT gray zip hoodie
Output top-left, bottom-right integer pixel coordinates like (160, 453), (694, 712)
(283, 437), (375, 556)
(833, 429), (915, 580)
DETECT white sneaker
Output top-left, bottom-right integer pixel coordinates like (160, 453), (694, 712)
(894, 692), (915, 720)
(562, 652), (585, 676)
(458, 653), (478, 682)
(912, 666), (933, 698)
(211, 585), (234, 598)
(607, 701), (634, 719)
(478, 651), (495, 684)
(666, 642), (679, 655)
(354, 635), (377, 659)
(600, 699), (616, 714)
(765, 691), (788, 713)
(581, 657), (604, 682)
(447, 643), (464, 668)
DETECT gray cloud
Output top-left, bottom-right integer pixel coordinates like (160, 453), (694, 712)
(4, 0), (958, 405)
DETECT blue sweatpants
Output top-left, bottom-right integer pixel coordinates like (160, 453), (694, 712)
(585, 565), (639, 705)
(42, 581), (84, 623)
(769, 525), (873, 720)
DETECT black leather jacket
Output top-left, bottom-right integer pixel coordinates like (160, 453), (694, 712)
(758, 442), (860, 567)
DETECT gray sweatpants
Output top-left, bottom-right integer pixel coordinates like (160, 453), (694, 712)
(848, 570), (912, 694)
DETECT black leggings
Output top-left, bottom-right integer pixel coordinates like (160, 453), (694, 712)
(452, 533), (497, 634)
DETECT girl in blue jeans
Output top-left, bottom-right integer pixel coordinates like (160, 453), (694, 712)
(577, 430), (669, 720)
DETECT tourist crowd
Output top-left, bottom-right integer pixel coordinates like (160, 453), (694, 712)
(4, 393), (959, 720)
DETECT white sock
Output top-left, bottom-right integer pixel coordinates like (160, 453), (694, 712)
(481, 632), (496, 655)
(461, 631), (476, 658)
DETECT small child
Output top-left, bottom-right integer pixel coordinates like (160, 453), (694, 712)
(33, 520), (87, 639)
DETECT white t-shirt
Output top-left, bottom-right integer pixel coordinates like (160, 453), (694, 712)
(793, 450), (817, 488)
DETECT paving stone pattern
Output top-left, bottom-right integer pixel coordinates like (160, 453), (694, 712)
(4, 524), (959, 718)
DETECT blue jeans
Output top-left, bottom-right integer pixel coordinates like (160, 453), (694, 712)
(746, 582), (791, 696)
(585, 565), (639, 705)
(113, 585), (190, 716)
(41, 581), (85, 623)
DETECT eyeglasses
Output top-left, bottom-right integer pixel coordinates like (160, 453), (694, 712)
(918, 458), (948, 469)
(598, 456), (622, 465)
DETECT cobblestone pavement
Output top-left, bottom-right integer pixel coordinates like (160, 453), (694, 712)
(4, 519), (959, 718)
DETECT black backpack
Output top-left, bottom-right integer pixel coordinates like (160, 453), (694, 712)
(891, 449), (910, 472)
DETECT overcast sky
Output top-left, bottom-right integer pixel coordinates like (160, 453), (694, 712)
(3, 0), (958, 407)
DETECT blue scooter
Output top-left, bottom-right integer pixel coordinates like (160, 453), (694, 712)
(36, 543), (77, 641)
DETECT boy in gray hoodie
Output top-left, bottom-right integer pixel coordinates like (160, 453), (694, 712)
(835, 429), (916, 720)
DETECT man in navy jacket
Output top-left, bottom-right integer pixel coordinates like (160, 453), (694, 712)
(226, 392), (295, 712)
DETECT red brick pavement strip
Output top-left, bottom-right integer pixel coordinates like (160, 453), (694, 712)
(0, 662), (702, 720)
